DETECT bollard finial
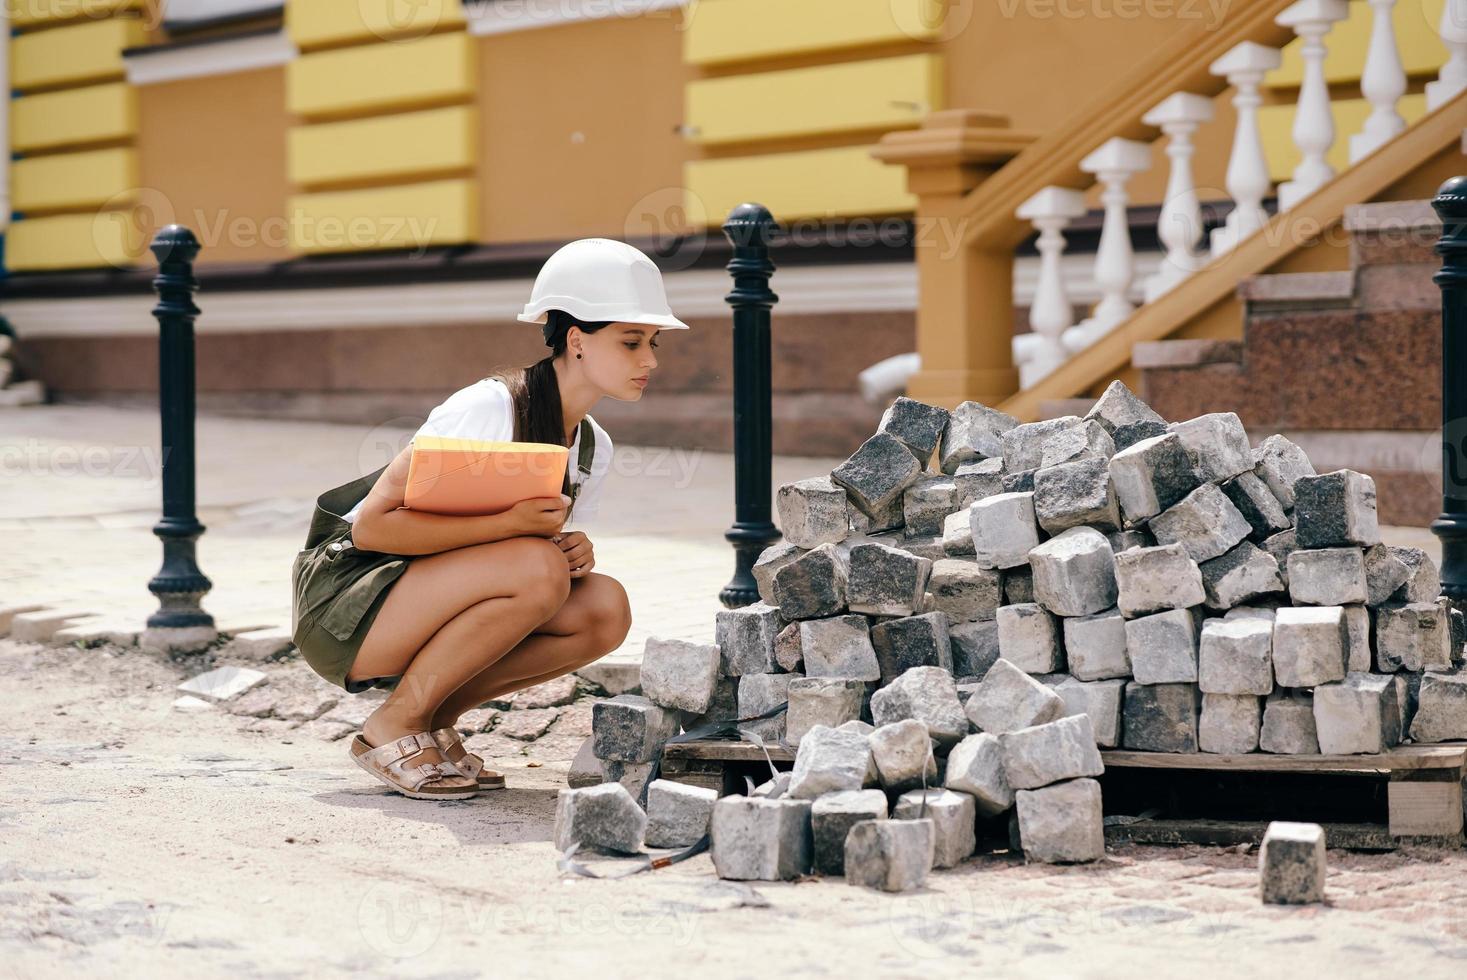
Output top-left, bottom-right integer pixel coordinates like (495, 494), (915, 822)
(149, 224), (202, 266)
(721, 203), (779, 250)
(1433, 175), (1467, 220)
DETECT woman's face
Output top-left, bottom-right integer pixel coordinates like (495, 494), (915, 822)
(576, 323), (660, 401)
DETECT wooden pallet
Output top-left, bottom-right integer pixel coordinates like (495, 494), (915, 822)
(660, 740), (1467, 844)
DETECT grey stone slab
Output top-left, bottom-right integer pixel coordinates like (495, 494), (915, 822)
(872, 612), (954, 683)
(1114, 543), (1205, 618)
(927, 558), (1002, 623)
(1041, 418), (1115, 467)
(1172, 412), (1253, 482)
(1254, 435), (1316, 511)
(640, 637), (722, 714)
(844, 818), (935, 891)
(1375, 602), (1454, 672)
(787, 677), (866, 746)
(942, 508), (977, 559)
(1293, 470), (1381, 549)
(1260, 693), (1320, 754)
(953, 457), (1007, 509)
(774, 622), (803, 674)
(710, 796), (813, 880)
(1200, 542), (1285, 609)
(1029, 526), (1119, 618)
(811, 789), (888, 876)
(1408, 671), (1467, 743)
(1033, 456), (1122, 534)
(832, 431), (925, 520)
(592, 694), (679, 763)
(879, 396), (951, 463)
(950, 619), (1002, 679)
(869, 718), (939, 792)
(1222, 471), (1291, 541)
(1343, 605), (1372, 674)
(893, 789), (976, 868)
(1062, 609), (1130, 681)
(1287, 547), (1368, 606)
(773, 544), (850, 621)
(944, 732), (1014, 815)
(1199, 693), (1262, 753)
(1125, 609), (1199, 685)
(554, 783), (647, 855)
(777, 477), (851, 550)
(1273, 606), (1348, 688)
(1108, 432), (1201, 523)
(1363, 544), (1410, 606)
(800, 615), (881, 682)
(1015, 778), (1105, 863)
(1149, 483), (1252, 564)
(966, 657), (1066, 734)
(1085, 380), (1165, 449)
(1313, 673), (1401, 754)
(1002, 416), (1083, 474)
(715, 601), (787, 675)
(1051, 676), (1125, 748)
(996, 602), (1064, 674)
(788, 724), (873, 799)
(1000, 713), (1104, 790)
(739, 672), (798, 721)
(971, 492), (1041, 570)
(940, 401), (1018, 474)
(1260, 821), (1326, 904)
(847, 541), (932, 618)
(1122, 682), (1200, 752)
(902, 476), (958, 538)
(644, 780), (718, 849)
(1199, 617), (1274, 695)
(753, 541), (804, 606)
(869, 664), (969, 745)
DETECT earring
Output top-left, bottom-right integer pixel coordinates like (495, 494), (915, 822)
(575, 353), (582, 359)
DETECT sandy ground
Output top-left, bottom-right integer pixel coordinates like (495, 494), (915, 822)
(6, 638), (1467, 979)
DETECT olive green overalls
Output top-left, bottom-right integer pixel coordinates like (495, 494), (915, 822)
(291, 419), (596, 695)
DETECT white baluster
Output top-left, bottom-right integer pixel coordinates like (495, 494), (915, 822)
(1349, 0), (1407, 162)
(1209, 42), (1283, 256)
(1014, 186), (1087, 388)
(1426, 0), (1467, 110)
(1065, 138), (1151, 353)
(1276, 0), (1350, 211)
(1141, 93), (1213, 303)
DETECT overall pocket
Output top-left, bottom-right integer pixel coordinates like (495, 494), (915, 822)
(316, 558), (409, 642)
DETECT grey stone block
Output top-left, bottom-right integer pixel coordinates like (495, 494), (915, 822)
(1063, 609), (1130, 681)
(847, 541), (932, 618)
(902, 476), (958, 538)
(879, 396), (951, 463)
(1254, 435), (1316, 510)
(1085, 380), (1166, 449)
(1108, 528), (1154, 552)
(1409, 671), (1467, 742)
(1293, 470), (1380, 549)
(1313, 674), (1400, 754)
(1199, 693), (1262, 753)
(941, 509), (975, 558)
(753, 541), (804, 606)
(944, 732), (1014, 815)
(1259, 693), (1320, 754)
(710, 796), (813, 880)
(1199, 617), (1274, 695)
(601, 762), (659, 808)
(953, 456), (1006, 510)
(800, 614), (881, 682)
(1262, 529), (1299, 588)
(927, 558), (1002, 623)
(685, 676), (739, 731)
(966, 657), (1066, 734)
(568, 737), (604, 789)
(644, 779), (718, 849)
(869, 664), (969, 745)
(774, 622), (803, 673)
(1029, 526), (1119, 617)
(787, 677), (866, 746)
(1149, 483), (1252, 564)
(996, 602), (1064, 674)
(844, 818), (935, 891)
(1389, 547), (1441, 603)
(894, 789), (976, 868)
(1050, 676), (1125, 748)
(950, 619), (1002, 679)
(1114, 543), (1205, 618)
(832, 431), (925, 521)
(810, 789), (888, 876)
(1375, 602), (1455, 672)
(1343, 605), (1372, 673)
(1108, 432), (1201, 523)
(1122, 682), (1200, 752)
(1222, 471), (1291, 541)
(869, 718), (938, 792)
(739, 672), (797, 719)
(1003, 470), (1036, 493)
(773, 544), (849, 621)
(750, 773), (792, 799)
(1260, 821), (1326, 904)
(1002, 416), (1083, 473)
(1000, 713), (1104, 790)
(1004, 567), (1036, 604)
(872, 612), (954, 683)
(849, 492), (905, 535)
(1273, 606), (1348, 688)
(1226, 606), (1278, 622)
(1172, 411), (1253, 483)
(1126, 609), (1199, 685)
(1015, 778), (1105, 863)
(1363, 545), (1410, 606)
(1040, 418), (1116, 469)
(1200, 541), (1285, 609)
(940, 401), (1018, 474)
(592, 694), (679, 763)
(1034, 457), (1122, 534)
(895, 535), (947, 562)
(1287, 547), (1368, 606)
(971, 491), (1041, 570)
(715, 601), (786, 675)
(554, 783), (648, 855)
(788, 724), (874, 799)
(777, 477), (850, 550)
(640, 637), (722, 714)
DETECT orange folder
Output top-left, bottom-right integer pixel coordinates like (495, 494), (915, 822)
(403, 436), (569, 516)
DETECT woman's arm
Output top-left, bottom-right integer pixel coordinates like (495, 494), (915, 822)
(348, 445), (568, 556)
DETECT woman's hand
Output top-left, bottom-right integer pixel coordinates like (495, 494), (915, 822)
(553, 531), (595, 578)
(509, 495), (570, 538)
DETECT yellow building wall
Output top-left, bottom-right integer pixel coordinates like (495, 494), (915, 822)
(5, 0), (141, 28)
(684, 0), (944, 66)
(286, 0), (465, 50)
(11, 147), (137, 212)
(10, 15), (146, 91)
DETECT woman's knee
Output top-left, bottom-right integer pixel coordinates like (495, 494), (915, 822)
(585, 576), (632, 652)
(507, 537), (571, 615)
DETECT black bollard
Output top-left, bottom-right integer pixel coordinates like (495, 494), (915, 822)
(719, 203), (783, 608)
(146, 225), (214, 634)
(1432, 175), (1467, 608)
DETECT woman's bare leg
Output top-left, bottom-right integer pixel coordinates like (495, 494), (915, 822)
(428, 573), (631, 729)
(347, 536), (571, 765)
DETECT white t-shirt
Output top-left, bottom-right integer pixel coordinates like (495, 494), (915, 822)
(342, 378), (612, 530)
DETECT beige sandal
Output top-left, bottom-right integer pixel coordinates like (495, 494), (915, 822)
(431, 728), (506, 791)
(349, 732), (479, 800)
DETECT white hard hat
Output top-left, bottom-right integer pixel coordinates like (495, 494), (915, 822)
(517, 238), (689, 331)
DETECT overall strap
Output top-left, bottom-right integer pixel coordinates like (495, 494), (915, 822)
(305, 464), (388, 549)
(564, 418), (596, 523)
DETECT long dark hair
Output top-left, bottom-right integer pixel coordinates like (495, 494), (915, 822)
(495, 309), (613, 493)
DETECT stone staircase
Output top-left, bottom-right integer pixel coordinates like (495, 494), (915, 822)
(1131, 199), (1442, 526)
